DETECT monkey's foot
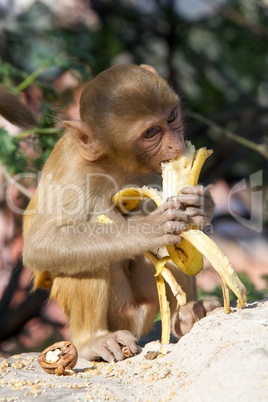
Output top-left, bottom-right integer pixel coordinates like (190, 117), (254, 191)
(79, 330), (139, 363)
(172, 300), (221, 338)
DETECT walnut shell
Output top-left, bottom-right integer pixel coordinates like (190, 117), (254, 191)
(121, 346), (134, 358)
(38, 341), (78, 375)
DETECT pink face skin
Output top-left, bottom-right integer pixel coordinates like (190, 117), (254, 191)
(133, 105), (185, 173)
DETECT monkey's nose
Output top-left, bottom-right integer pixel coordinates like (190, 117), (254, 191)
(169, 140), (185, 155)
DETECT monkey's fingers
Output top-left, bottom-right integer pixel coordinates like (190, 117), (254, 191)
(180, 185), (211, 196)
(95, 331), (139, 363)
(113, 331), (139, 357)
(184, 207), (213, 230)
(183, 207), (203, 217)
(174, 194), (205, 207)
(101, 345), (120, 363)
(106, 338), (125, 362)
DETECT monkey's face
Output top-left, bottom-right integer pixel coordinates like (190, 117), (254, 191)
(78, 64), (184, 173)
(133, 105), (185, 173)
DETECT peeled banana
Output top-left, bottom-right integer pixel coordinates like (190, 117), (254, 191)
(105, 141), (247, 346)
(162, 141), (247, 312)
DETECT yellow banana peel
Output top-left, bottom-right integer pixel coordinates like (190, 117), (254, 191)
(100, 140), (247, 347)
(97, 215), (186, 348)
(112, 186), (162, 214)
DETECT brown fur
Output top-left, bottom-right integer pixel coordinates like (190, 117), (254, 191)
(2, 65), (217, 362)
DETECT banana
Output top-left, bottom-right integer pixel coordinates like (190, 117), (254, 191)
(161, 141), (247, 313)
(112, 186), (203, 276)
(181, 230), (247, 312)
(162, 142), (213, 199)
(97, 215), (186, 347)
(112, 186), (162, 213)
(101, 140), (247, 346)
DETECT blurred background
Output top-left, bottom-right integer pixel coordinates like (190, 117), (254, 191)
(0, 0), (267, 357)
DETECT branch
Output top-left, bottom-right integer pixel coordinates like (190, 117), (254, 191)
(186, 110), (268, 160)
(221, 5), (268, 40)
(15, 65), (49, 93)
(202, 0), (268, 40)
(16, 127), (63, 139)
(15, 50), (64, 92)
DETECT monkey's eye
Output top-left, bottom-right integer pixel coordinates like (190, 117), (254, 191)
(143, 127), (161, 139)
(167, 110), (177, 123)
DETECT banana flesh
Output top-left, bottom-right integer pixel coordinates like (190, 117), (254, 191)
(112, 141), (247, 310)
(102, 140), (247, 346)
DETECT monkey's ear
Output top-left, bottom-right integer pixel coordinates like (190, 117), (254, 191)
(64, 120), (104, 161)
(140, 64), (158, 75)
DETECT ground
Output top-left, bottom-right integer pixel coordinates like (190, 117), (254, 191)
(0, 299), (267, 402)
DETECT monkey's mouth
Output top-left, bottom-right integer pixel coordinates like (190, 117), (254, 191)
(160, 159), (171, 166)
(161, 153), (181, 165)
(153, 160), (170, 173)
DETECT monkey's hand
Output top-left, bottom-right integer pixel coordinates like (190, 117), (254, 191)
(79, 330), (139, 363)
(170, 185), (214, 230)
(137, 199), (189, 248)
(172, 300), (221, 338)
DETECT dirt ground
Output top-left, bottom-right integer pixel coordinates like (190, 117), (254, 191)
(0, 299), (267, 402)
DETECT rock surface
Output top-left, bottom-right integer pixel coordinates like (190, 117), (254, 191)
(0, 300), (268, 402)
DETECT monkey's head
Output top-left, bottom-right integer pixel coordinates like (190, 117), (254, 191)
(65, 64), (185, 173)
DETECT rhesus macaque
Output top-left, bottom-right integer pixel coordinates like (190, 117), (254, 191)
(0, 65), (218, 363)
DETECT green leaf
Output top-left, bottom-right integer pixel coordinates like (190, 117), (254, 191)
(0, 128), (16, 154)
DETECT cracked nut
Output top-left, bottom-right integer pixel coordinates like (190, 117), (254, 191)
(38, 341), (78, 375)
(121, 346), (134, 358)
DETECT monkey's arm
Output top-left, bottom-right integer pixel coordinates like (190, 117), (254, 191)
(23, 200), (188, 275)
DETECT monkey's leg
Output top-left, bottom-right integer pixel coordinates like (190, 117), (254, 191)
(108, 257), (160, 339)
(165, 262), (221, 338)
(51, 272), (108, 343)
(51, 268), (139, 363)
